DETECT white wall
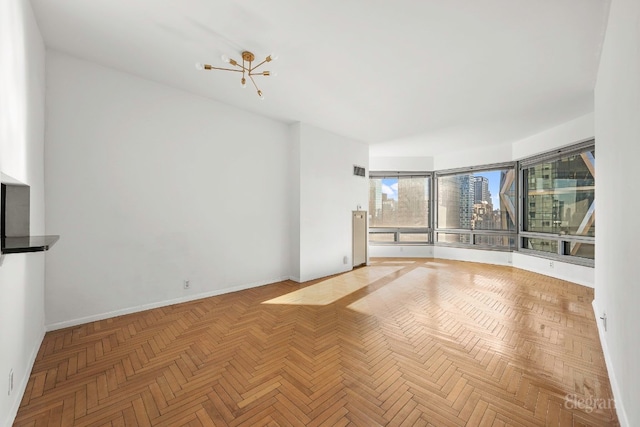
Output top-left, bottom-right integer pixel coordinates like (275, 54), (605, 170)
(289, 124), (301, 281)
(44, 52), (292, 329)
(293, 123), (368, 282)
(369, 156), (433, 171)
(512, 112), (594, 160)
(0, 0), (46, 425)
(434, 142), (512, 170)
(594, 0), (640, 424)
(371, 112), (594, 171)
(436, 247), (513, 267)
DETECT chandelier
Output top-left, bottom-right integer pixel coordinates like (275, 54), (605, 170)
(196, 51), (277, 100)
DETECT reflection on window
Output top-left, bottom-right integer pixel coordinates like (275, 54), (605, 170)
(369, 177), (429, 227)
(523, 150), (595, 237)
(475, 235), (516, 249)
(523, 237), (558, 254)
(399, 233), (429, 242)
(369, 233), (396, 243)
(564, 242), (595, 260)
(437, 169), (516, 231)
(437, 233), (471, 244)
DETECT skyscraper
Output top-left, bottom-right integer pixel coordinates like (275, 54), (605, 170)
(474, 176), (491, 204)
(459, 175), (475, 229)
(397, 177), (428, 227)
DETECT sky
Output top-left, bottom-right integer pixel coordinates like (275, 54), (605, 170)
(381, 179), (398, 200)
(475, 171), (501, 207)
(381, 171), (501, 206)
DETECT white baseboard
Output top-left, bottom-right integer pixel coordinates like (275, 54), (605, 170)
(592, 300), (629, 427)
(4, 328), (46, 427)
(512, 253), (594, 288)
(434, 246), (513, 267)
(45, 276), (290, 331)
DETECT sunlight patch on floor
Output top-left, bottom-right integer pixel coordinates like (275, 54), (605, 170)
(262, 266), (404, 306)
(381, 260), (416, 264)
(347, 267), (434, 315)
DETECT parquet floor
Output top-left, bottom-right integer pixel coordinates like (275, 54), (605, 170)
(14, 259), (619, 426)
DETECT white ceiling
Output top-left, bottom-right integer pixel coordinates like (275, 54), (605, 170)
(30, 0), (610, 156)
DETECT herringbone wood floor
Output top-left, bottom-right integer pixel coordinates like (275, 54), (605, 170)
(15, 259), (618, 426)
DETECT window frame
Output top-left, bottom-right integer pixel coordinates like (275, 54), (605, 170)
(518, 139), (595, 267)
(368, 172), (433, 245)
(433, 162), (518, 251)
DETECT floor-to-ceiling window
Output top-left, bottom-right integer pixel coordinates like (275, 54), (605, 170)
(367, 141), (595, 266)
(368, 173), (431, 243)
(519, 140), (595, 265)
(435, 163), (517, 250)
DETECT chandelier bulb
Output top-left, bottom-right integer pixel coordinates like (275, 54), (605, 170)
(195, 62), (204, 71)
(221, 54), (230, 64)
(267, 53), (279, 62)
(241, 78), (247, 88)
(258, 90), (264, 100)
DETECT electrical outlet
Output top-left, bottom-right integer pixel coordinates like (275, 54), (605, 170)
(8, 369), (13, 396)
(600, 312), (607, 331)
(183, 280), (190, 290)
(549, 261), (554, 268)
(343, 256), (348, 265)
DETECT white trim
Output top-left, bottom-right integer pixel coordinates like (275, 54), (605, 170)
(369, 244), (434, 258)
(512, 253), (594, 288)
(288, 276), (301, 283)
(592, 300), (629, 427)
(434, 246), (513, 266)
(4, 328), (46, 427)
(298, 266), (353, 284)
(45, 276), (290, 331)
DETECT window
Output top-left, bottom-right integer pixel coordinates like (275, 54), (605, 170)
(369, 174), (430, 243)
(520, 141), (595, 265)
(435, 165), (517, 249)
(366, 141), (595, 266)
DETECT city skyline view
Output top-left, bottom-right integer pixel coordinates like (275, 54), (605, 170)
(379, 171), (501, 207)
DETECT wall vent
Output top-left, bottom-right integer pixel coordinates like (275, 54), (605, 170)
(353, 165), (366, 177)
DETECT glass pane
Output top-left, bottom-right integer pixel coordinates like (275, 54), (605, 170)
(523, 237), (558, 254)
(564, 242), (595, 260)
(399, 233), (429, 242)
(369, 233), (395, 242)
(524, 150), (595, 237)
(437, 169), (516, 231)
(475, 234), (515, 249)
(437, 233), (471, 244)
(369, 177), (429, 227)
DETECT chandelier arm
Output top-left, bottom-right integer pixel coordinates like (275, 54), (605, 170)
(251, 59), (268, 70)
(234, 62), (251, 73)
(205, 66), (244, 73)
(227, 59), (251, 73)
(248, 74), (261, 92)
